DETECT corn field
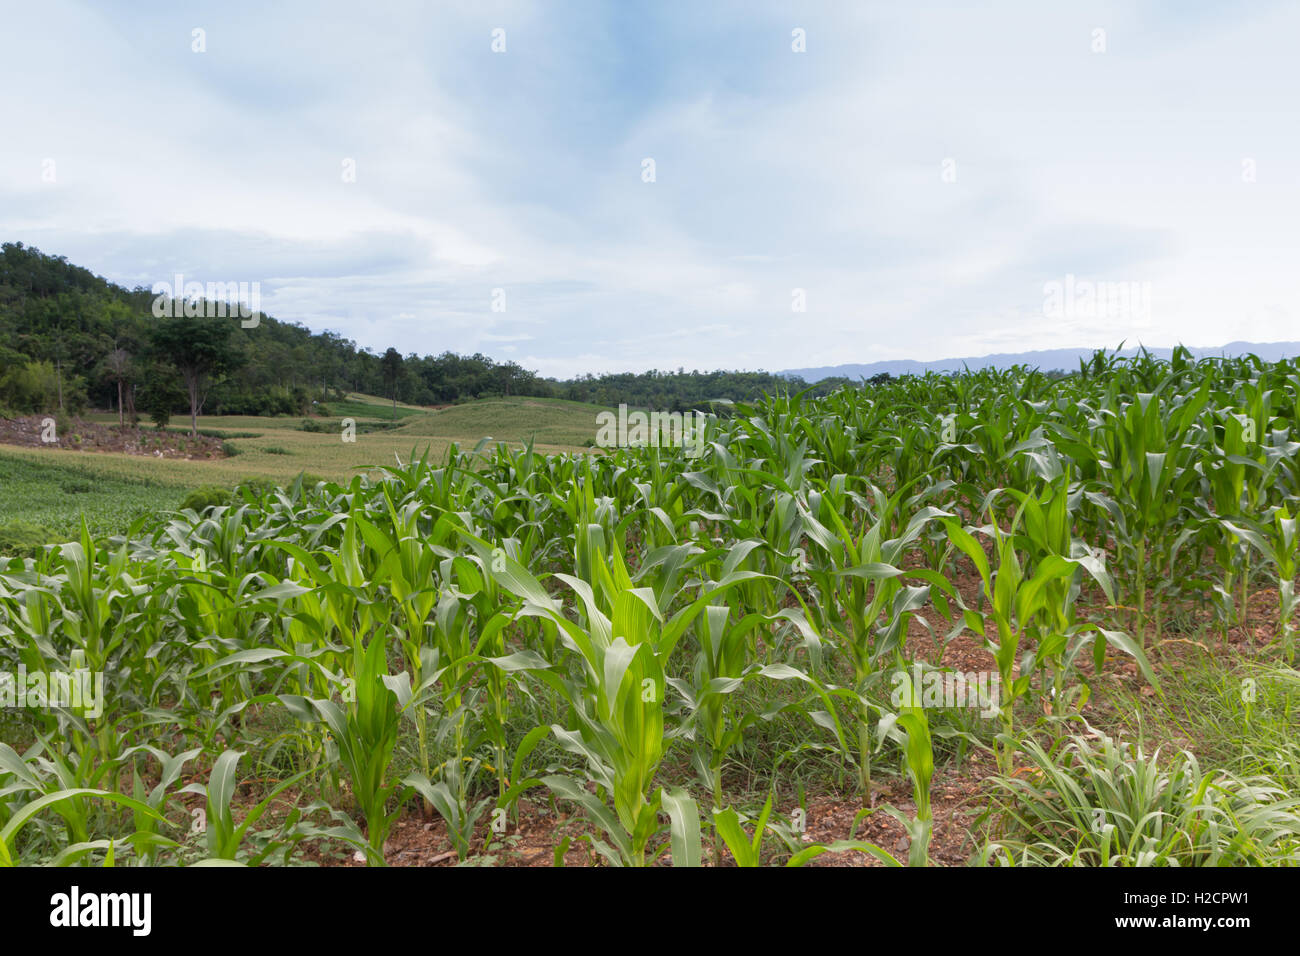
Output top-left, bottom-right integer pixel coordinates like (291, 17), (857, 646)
(2, 346), (1298, 867)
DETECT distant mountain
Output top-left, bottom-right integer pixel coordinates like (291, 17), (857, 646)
(781, 342), (1300, 383)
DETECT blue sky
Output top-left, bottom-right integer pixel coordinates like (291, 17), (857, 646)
(2, 1), (1298, 377)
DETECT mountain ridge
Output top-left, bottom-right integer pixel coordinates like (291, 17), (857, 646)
(780, 342), (1300, 382)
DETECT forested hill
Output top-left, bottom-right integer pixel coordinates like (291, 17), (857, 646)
(0, 242), (831, 418)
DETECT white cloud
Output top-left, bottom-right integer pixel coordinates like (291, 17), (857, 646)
(2, 0), (1297, 374)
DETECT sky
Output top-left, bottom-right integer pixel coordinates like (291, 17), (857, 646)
(2, 0), (1299, 379)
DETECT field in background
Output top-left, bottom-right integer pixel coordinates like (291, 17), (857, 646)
(396, 396), (605, 446)
(2, 394), (608, 538)
(0, 453), (186, 538)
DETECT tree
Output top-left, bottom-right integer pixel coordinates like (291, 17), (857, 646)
(103, 343), (132, 426)
(148, 316), (243, 437)
(143, 388), (171, 429)
(0, 354), (59, 413)
(380, 347), (404, 418)
(140, 366), (185, 430)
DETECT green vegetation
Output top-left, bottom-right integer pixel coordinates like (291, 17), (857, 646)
(322, 395), (425, 421)
(0, 453), (186, 539)
(979, 733), (1299, 866)
(0, 394), (601, 531)
(178, 486), (233, 513)
(0, 520), (57, 559)
(0, 244), (844, 426)
(1, 347), (1298, 867)
(397, 398), (608, 447)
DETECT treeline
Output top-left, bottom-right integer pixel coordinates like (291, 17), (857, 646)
(0, 242), (851, 427)
(556, 369), (864, 409)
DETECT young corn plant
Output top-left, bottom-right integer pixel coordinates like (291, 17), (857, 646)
(877, 664), (934, 866)
(365, 494), (442, 803)
(1222, 506), (1300, 663)
(1007, 473), (1127, 715)
(712, 793), (776, 867)
(0, 742), (169, 866)
(122, 744), (201, 865)
(402, 586), (506, 861)
(280, 629), (407, 865)
(944, 504), (1155, 772)
(669, 601), (833, 863)
(1202, 409), (1268, 633)
(1084, 380), (1209, 643)
(799, 485), (954, 801)
(478, 529), (755, 865)
(178, 750), (312, 864)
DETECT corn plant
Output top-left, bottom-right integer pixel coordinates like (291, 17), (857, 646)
(280, 630), (406, 865)
(876, 665), (933, 866)
(479, 527), (753, 865)
(0, 742), (168, 866)
(1222, 506), (1300, 662)
(1082, 380), (1210, 642)
(712, 793), (776, 866)
(799, 486), (953, 799)
(178, 750), (312, 864)
(671, 602), (827, 805)
(944, 506), (1155, 770)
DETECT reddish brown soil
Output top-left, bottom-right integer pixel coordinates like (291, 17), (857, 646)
(281, 762), (999, 867)
(0, 414), (227, 459)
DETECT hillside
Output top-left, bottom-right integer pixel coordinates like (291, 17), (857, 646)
(394, 397), (606, 447)
(0, 244), (826, 418)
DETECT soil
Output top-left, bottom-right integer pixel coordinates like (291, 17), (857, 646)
(283, 768), (998, 867)
(0, 414), (227, 459)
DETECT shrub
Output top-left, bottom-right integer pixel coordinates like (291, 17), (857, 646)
(0, 520), (57, 558)
(236, 477), (279, 501)
(0, 358), (60, 413)
(179, 485), (232, 513)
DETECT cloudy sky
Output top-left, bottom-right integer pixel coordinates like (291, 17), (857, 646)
(3, 1), (1298, 377)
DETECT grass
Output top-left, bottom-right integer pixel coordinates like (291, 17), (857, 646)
(0, 394), (606, 541)
(1109, 650), (1299, 786)
(0, 452), (187, 538)
(397, 397), (609, 447)
(324, 393), (426, 421)
(978, 733), (1300, 866)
